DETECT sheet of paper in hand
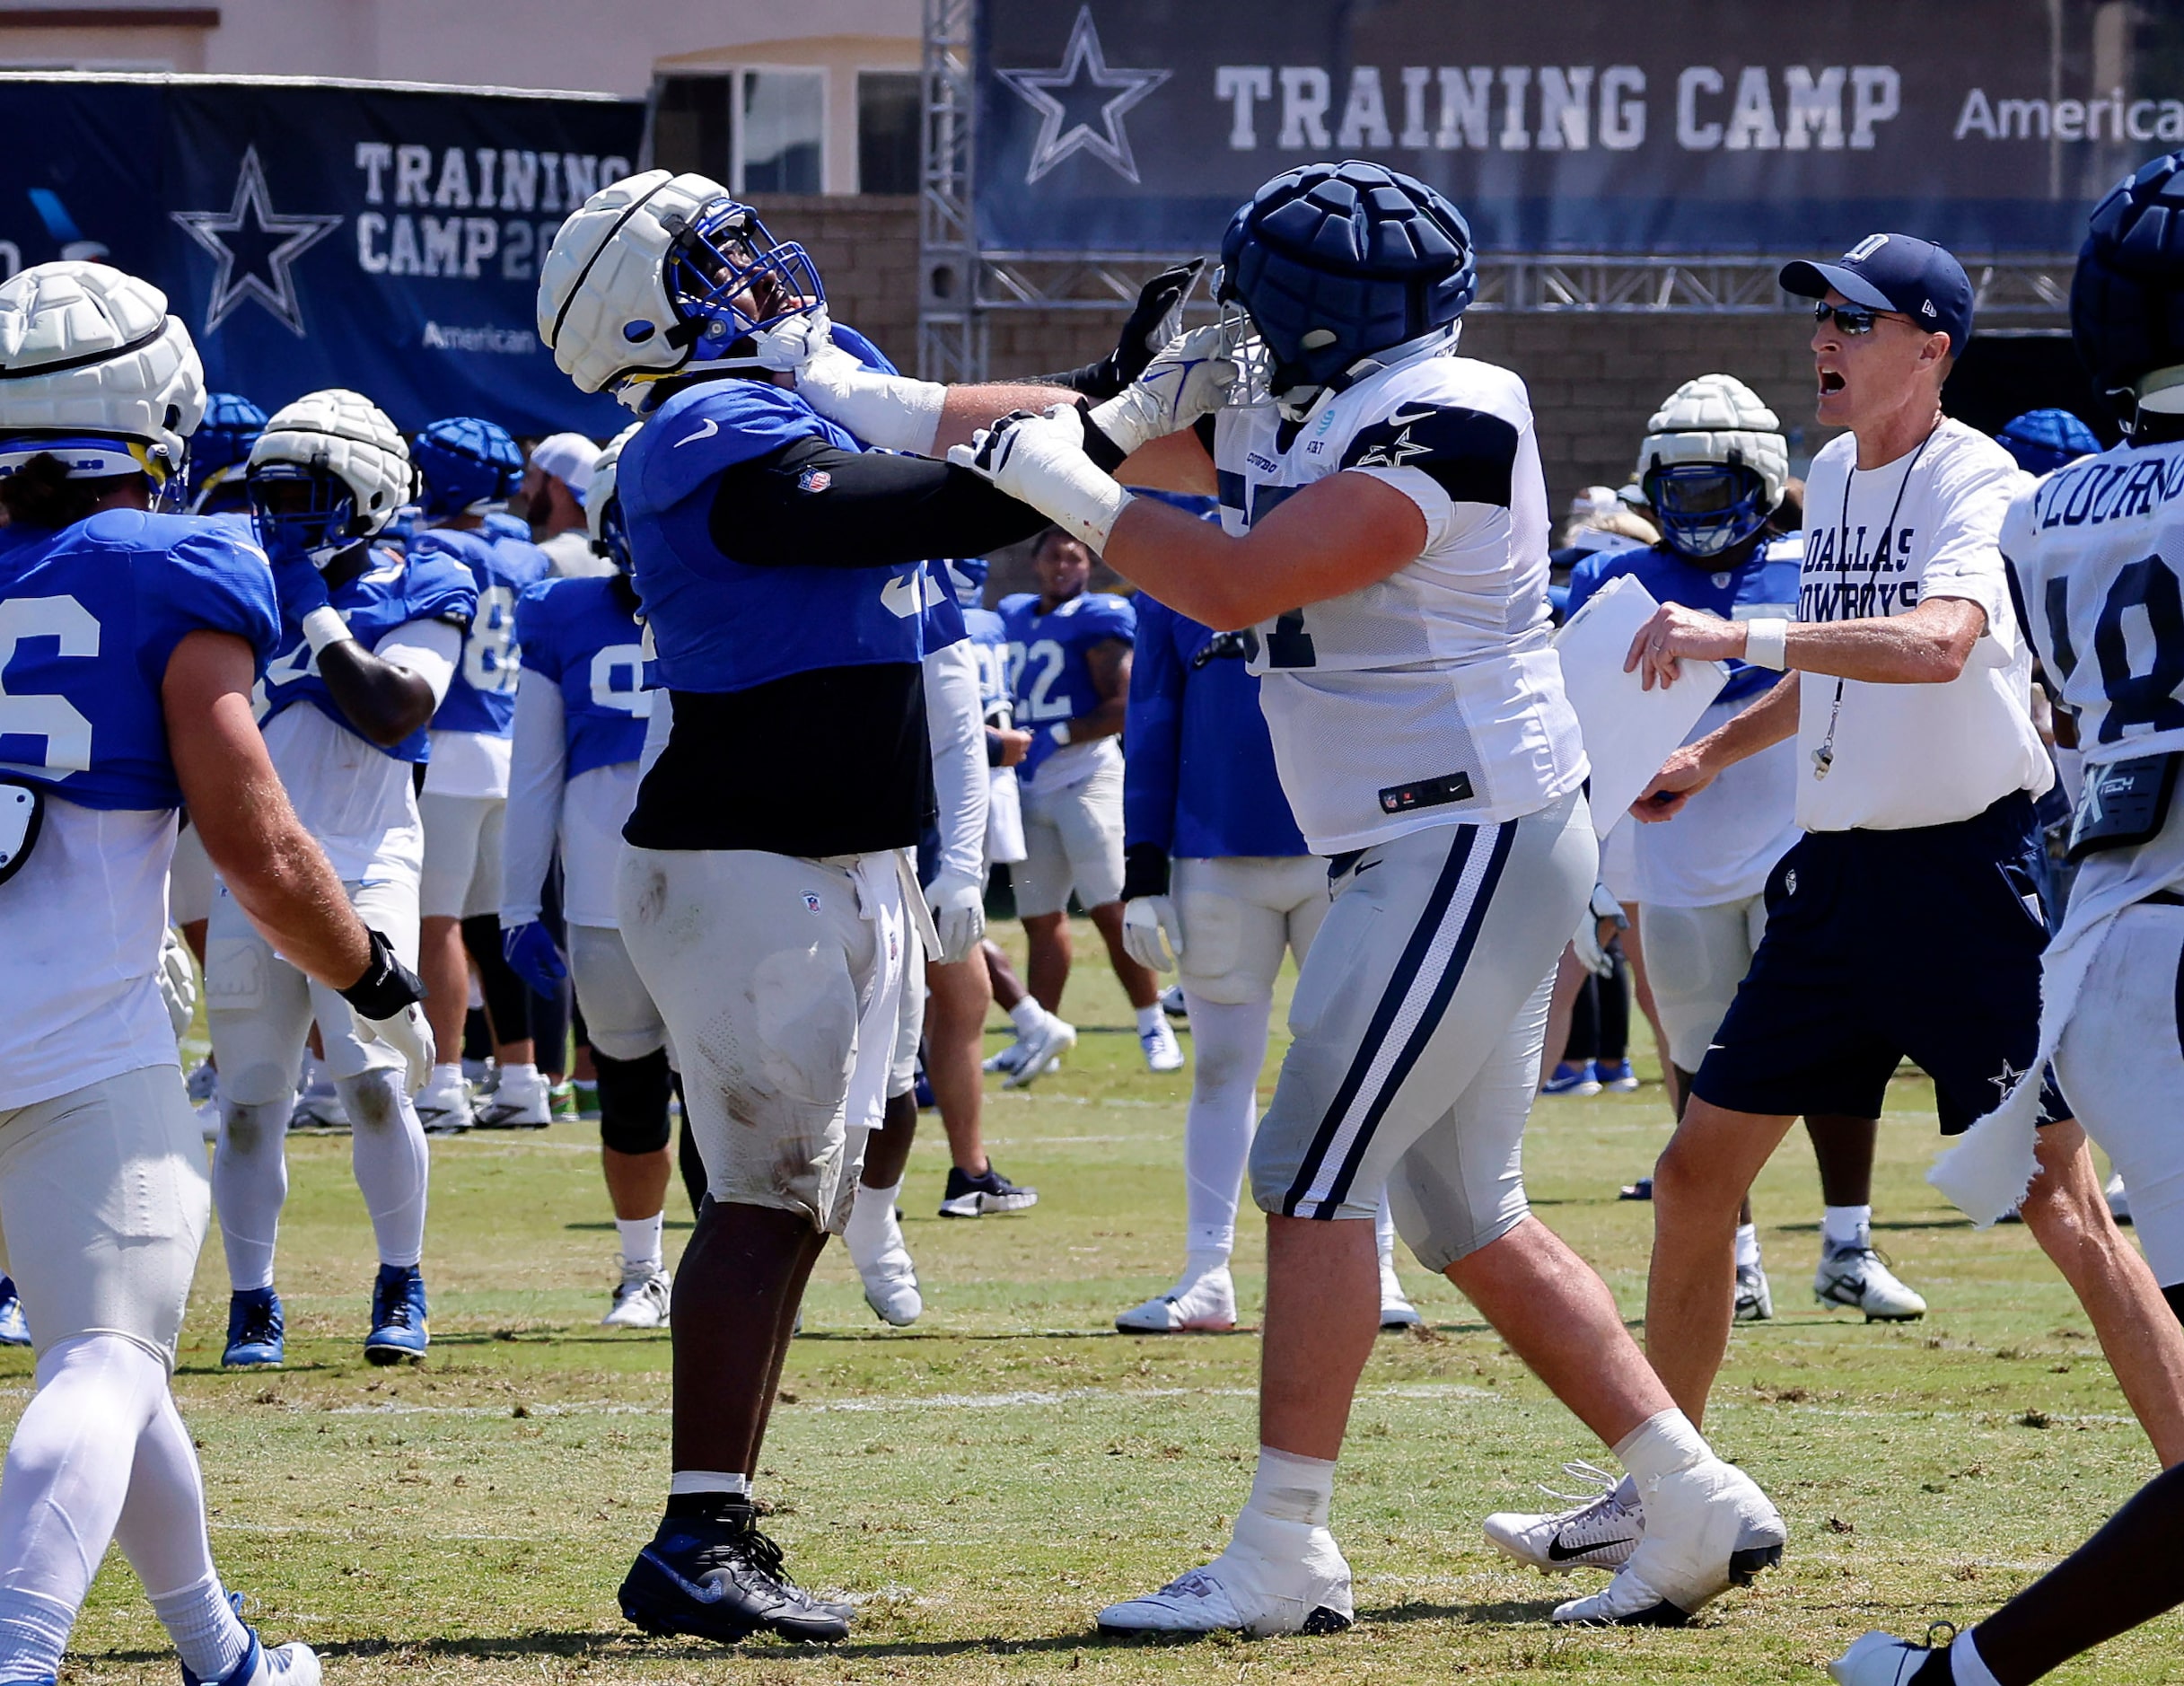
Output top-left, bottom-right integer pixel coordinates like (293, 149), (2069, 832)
(1552, 574), (1729, 840)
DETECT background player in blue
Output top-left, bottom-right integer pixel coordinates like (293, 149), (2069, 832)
(496, 422), (683, 1330)
(996, 531), (1181, 1073)
(539, 167), (1196, 1644)
(209, 389), (475, 1374)
(1995, 406), (2101, 477)
(1117, 583), (1420, 1335)
(0, 260), (427, 1686)
(407, 417), (555, 1132)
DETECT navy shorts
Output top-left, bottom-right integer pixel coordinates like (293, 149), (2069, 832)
(1692, 791), (2069, 1135)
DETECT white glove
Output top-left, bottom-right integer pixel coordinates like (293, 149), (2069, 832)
(1572, 883), (1627, 979)
(356, 1002), (435, 1098)
(1122, 895), (1184, 973)
(1089, 324), (1237, 457)
(925, 870), (987, 968)
(158, 926), (197, 1039)
(947, 404), (1134, 553)
(752, 305), (946, 454)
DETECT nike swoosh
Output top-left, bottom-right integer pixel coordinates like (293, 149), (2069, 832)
(1388, 405), (1438, 427)
(674, 417), (720, 447)
(1547, 1533), (1636, 1562)
(1354, 858), (1382, 874)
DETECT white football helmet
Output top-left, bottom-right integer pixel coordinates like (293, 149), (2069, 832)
(1635, 373), (1789, 559)
(0, 261), (205, 499)
(585, 421), (642, 570)
(248, 388), (416, 567)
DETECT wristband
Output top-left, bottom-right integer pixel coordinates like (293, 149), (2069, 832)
(337, 927), (427, 1020)
(1743, 618), (1788, 671)
(1120, 842), (1171, 901)
(301, 604), (355, 656)
(1049, 721), (1073, 746)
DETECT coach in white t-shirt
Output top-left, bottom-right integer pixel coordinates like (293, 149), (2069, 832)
(1622, 233), (2184, 1471)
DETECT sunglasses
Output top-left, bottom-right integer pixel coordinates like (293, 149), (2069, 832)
(1811, 301), (1908, 336)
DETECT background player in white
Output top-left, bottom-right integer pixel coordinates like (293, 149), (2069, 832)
(408, 418), (553, 1131)
(522, 432), (611, 578)
(210, 391), (475, 1370)
(0, 259), (427, 1686)
(1115, 575), (1418, 1334)
(1627, 233), (2184, 1484)
(937, 161), (1785, 1634)
(497, 423), (678, 1327)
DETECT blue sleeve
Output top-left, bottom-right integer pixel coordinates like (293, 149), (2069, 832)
(514, 580), (563, 681)
(625, 382), (839, 519)
(403, 548), (480, 628)
(832, 322), (899, 377)
(1123, 597), (1185, 854)
(133, 521), (282, 689)
(1084, 593), (1136, 645)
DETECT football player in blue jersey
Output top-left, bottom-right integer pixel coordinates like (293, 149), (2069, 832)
(495, 423), (680, 1327)
(993, 530), (1181, 1076)
(539, 169), (1193, 1642)
(1116, 573), (1420, 1334)
(408, 417), (557, 1131)
(207, 389), (478, 1372)
(0, 261), (428, 1686)
(182, 391), (265, 518)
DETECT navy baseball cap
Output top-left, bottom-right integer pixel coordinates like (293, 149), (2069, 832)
(1780, 233), (1974, 353)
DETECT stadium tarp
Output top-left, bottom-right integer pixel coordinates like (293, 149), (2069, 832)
(976, 0), (2167, 256)
(0, 77), (644, 433)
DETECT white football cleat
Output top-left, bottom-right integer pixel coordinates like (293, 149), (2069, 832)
(1814, 1235), (1926, 1322)
(1484, 1461), (1643, 1574)
(1828, 1629), (1950, 1685)
(982, 1039), (1028, 1076)
(473, 1065), (550, 1128)
(1096, 1507), (1353, 1638)
(1378, 1268), (1422, 1330)
(601, 1264), (671, 1329)
(414, 1065), (473, 1135)
(1139, 1014), (1186, 1074)
(1733, 1261), (1774, 1322)
(846, 1200), (923, 1327)
(1549, 1455), (1784, 1625)
(1004, 1013), (1076, 1089)
(1116, 1268), (1237, 1333)
(2107, 1172), (2133, 1225)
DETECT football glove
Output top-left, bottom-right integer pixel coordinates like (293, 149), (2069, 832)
(1089, 324), (1237, 458)
(1045, 258), (1208, 400)
(337, 928), (434, 1095)
(752, 305), (947, 455)
(947, 404), (1133, 553)
(501, 920), (569, 997)
(268, 546), (332, 619)
(1121, 895), (1184, 974)
(925, 870), (987, 967)
(157, 925), (197, 1039)
(1572, 883), (1627, 979)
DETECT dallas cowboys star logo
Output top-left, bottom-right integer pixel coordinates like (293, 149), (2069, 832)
(170, 147), (343, 337)
(1989, 1058), (2024, 1099)
(996, 5), (1169, 186)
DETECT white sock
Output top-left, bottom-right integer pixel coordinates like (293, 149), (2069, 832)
(845, 1180), (904, 1269)
(426, 1061), (463, 1095)
(1180, 996), (1268, 1273)
(616, 1214), (664, 1274)
(1008, 998), (1045, 1038)
(1613, 1408), (1711, 1488)
(498, 1062), (546, 1102)
(1136, 1003), (1166, 1036)
(338, 1068), (429, 1270)
(1244, 1445), (1336, 1529)
(1732, 1222), (1761, 1270)
(1952, 1629), (2003, 1686)
(213, 1096), (292, 1292)
(1374, 1191), (1399, 1271)
(1821, 1204), (1872, 1250)
(146, 1574), (250, 1682)
(0, 1336), (169, 1679)
(668, 1471), (750, 1497)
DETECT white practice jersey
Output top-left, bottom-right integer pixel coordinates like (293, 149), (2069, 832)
(2006, 435), (2184, 902)
(1215, 351), (1587, 854)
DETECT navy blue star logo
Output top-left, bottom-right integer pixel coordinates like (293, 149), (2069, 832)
(996, 5), (1169, 186)
(170, 146), (343, 337)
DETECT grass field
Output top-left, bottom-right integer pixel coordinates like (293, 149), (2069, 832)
(41, 920), (2184, 1684)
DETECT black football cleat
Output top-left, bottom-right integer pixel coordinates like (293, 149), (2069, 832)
(618, 1504), (849, 1645)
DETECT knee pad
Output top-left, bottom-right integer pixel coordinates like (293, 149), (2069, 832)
(218, 1098), (293, 1156)
(596, 1049), (672, 1155)
(334, 1068), (405, 1134)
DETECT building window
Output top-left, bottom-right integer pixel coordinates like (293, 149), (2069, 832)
(858, 72), (921, 196)
(651, 68), (822, 195)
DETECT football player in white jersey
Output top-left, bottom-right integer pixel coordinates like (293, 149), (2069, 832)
(0, 260), (430, 1686)
(906, 162), (1785, 1633)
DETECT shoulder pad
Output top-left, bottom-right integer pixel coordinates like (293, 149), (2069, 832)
(624, 380), (833, 518)
(831, 321), (899, 377)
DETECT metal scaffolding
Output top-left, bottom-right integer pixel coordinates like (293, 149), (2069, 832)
(917, 0), (981, 381)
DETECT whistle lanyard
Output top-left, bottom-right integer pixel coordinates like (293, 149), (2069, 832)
(1812, 426), (1935, 780)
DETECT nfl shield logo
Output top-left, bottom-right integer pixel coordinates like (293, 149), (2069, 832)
(796, 467), (832, 494)
(803, 891), (822, 914)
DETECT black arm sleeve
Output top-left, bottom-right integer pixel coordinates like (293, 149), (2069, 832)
(709, 436), (1053, 568)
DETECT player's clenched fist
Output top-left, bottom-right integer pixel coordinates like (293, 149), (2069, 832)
(948, 403), (1133, 551)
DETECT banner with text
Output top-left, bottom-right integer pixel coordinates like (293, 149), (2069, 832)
(975, 0), (2170, 257)
(0, 78), (643, 434)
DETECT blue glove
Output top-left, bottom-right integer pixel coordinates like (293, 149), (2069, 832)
(501, 921), (567, 997)
(269, 549), (331, 622)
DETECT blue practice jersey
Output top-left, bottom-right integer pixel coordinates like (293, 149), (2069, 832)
(963, 605), (1013, 724)
(0, 510), (281, 812)
(997, 590), (1136, 779)
(257, 543), (478, 765)
(514, 575), (651, 778)
(411, 522), (550, 735)
(1126, 593), (1309, 860)
(1566, 534), (1803, 709)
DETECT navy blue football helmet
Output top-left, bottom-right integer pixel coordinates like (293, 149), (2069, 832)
(2074, 151), (2184, 435)
(1995, 408), (2101, 475)
(1216, 161), (1476, 414)
(413, 417), (523, 517)
(664, 197), (825, 364)
(186, 392), (266, 514)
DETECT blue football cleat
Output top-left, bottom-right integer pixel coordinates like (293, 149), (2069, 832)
(364, 1264), (427, 1365)
(1540, 1060), (1601, 1097)
(0, 1276), (31, 1347)
(221, 1288), (284, 1368)
(180, 1595), (320, 1686)
(618, 1503), (850, 1644)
